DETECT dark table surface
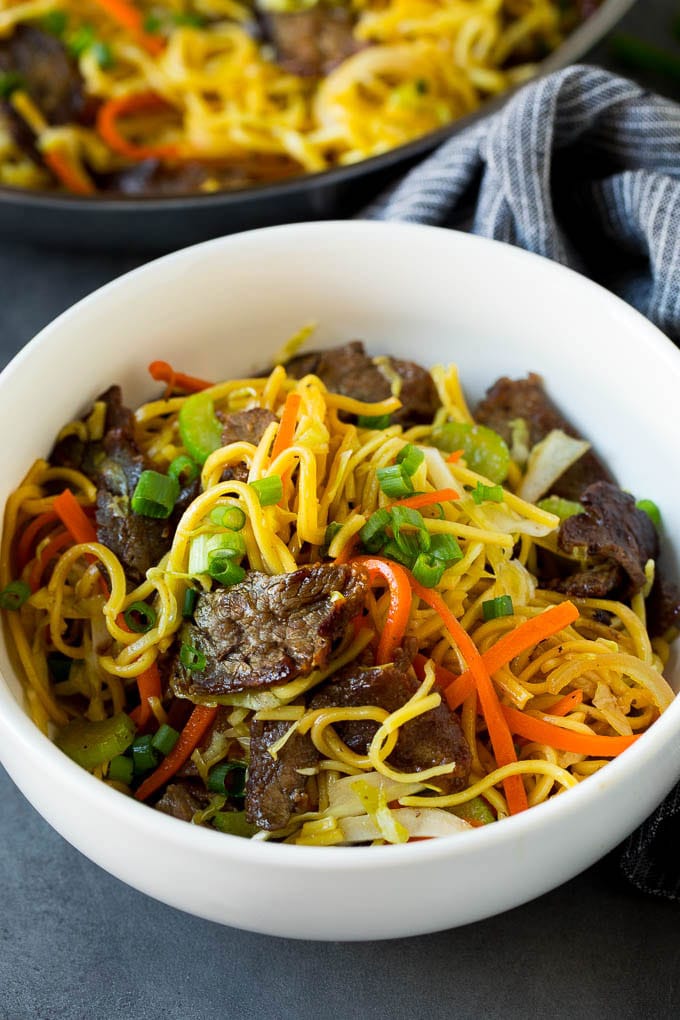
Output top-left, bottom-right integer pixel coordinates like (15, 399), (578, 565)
(2, 3), (680, 1018)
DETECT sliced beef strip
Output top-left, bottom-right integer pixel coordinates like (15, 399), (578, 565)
(474, 373), (614, 501)
(557, 481), (658, 597)
(218, 406), (277, 483)
(261, 7), (361, 78)
(285, 341), (440, 427)
(50, 385), (133, 474)
(309, 650), (471, 794)
(245, 721), (319, 830)
(0, 25), (85, 125)
(155, 781), (212, 823)
(172, 563), (368, 698)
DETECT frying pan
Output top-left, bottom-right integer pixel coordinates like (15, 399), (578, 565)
(0, 0), (636, 252)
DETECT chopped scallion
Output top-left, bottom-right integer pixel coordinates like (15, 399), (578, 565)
(0, 72), (25, 99)
(168, 454), (200, 486)
(396, 444), (425, 477)
(356, 414), (391, 430)
(68, 24), (96, 57)
(208, 558), (246, 587)
(131, 470), (180, 519)
(108, 755), (133, 785)
(92, 41), (114, 69)
(207, 760), (248, 797)
(636, 498), (661, 531)
(429, 533), (463, 564)
(324, 521), (343, 547)
(130, 734), (159, 776)
(151, 724), (180, 756)
(412, 553), (445, 588)
(471, 482), (504, 505)
(376, 464), (414, 499)
(482, 595), (514, 621)
(359, 508), (391, 550)
(123, 601), (157, 634)
(209, 505), (246, 531)
(250, 475), (283, 506)
(0, 580), (31, 611)
(182, 588), (199, 618)
(180, 643), (206, 671)
(40, 10), (68, 36)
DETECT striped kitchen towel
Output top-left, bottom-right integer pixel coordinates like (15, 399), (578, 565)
(371, 63), (680, 900)
(371, 64), (680, 345)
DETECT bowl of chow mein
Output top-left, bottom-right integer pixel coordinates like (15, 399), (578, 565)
(1, 220), (678, 940)
(0, 0), (634, 249)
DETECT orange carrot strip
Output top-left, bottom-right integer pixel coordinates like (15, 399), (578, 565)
(545, 689), (584, 718)
(271, 391), (302, 494)
(92, 0), (165, 54)
(43, 149), (95, 196)
(502, 706), (639, 757)
(135, 704), (219, 800)
(97, 93), (179, 161)
(352, 556), (412, 665)
(390, 488), (460, 511)
(53, 489), (98, 544)
(28, 530), (71, 592)
(148, 360), (212, 394)
(410, 577), (528, 815)
(115, 614), (163, 728)
(446, 450), (464, 464)
(15, 511), (59, 572)
(444, 601), (580, 711)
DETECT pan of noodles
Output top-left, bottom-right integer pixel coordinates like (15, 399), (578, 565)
(1, 221), (680, 939)
(0, 0), (634, 250)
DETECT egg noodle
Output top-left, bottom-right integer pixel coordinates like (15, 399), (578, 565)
(0, 0), (584, 193)
(1, 345), (675, 845)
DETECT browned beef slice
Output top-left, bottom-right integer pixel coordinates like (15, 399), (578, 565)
(474, 373), (613, 501)
(155, 781), (211, 823)
(245, 721), (319, 830)
(0, 26), (84, 125)
(172, 563), (368, 698)
(50, 385), (132, 472)
(286, 341), (440, 426)
(218, 406), (277, 483)
(557, 482), (658, 597)
(551, 561), (624, 599)
(262, 8), (361, 77)
(309, 651), (471, 794)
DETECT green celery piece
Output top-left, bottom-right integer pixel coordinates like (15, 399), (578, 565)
(212, 811), (259, 837)
(178, 392), (223, 464)
(431, 422), (509, 484)
(55, 712), (136, 771)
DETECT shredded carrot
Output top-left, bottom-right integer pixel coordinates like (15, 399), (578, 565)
(28, 530), (71, 592)
(271, 391), (301, 495)
(135, 704), (219, 801)
(546, 689), (584, 718)
(43, 148), (95, 196)
(92, 0), (165, 54)
(390, 487), (460, 511)
(444, 601), (580, 711)
(15, 511), (59, 572)
(502, 706), (639, 757)
(352, 556), (412, 665)
(97, 93), (179, 161)
(446, 450), (464, 464)
(410, 577), (528, 815)
(53, 489), (98, 544)
(148, 360), (212, 395)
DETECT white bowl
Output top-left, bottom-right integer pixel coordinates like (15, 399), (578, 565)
(1, 222), (679, 941)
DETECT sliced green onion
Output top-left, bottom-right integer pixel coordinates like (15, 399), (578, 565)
(212, 811), (258, 837)
(380, 537), (417, 568)
(47, 652), (72, 683)
(471, 482), (504, 505)
(451, 795), (495, 825)
(412, 553), (445, 588)
(429, 533), (463, 565)
(482, 595), (514, 621)
(250, 476), (283, 506)
(636, 499), (661, 531)
(41, 10), (69, 36)
(0, 580), (31, 611)
(208, 559), (246, 587)
(536, 496), (584, 521)
(131, 470), (180, 519)
(108, 755), (133, 785)
(0, 72), (24, 99)
(130, 734), (159, 776)
(123, 601), (157, 634)
(143, 13), (163, 32)
(172, 11), (207, 26)
(359, 508), (391, 550)
(209, 505), (246, 531)
(207, 760), (248, 797)
(209, 531), (246, 560)
(168, 454), (200, 486)
(357, 414), (391, 430)
(324, 521), (343, 548)
(182, 588), (199, 618)
(180, 643), (206, 671)
(390, 505), (425, 535)
(68, 24), (96, 57)
(376, 464), (414, 499)
(432, 422), (509, 484)
(396, 444), (424, 477)
(92, 41), (114, 68)
(55, 712), (136, 771)
(178, 392), (223, 465)
(151, 724), (180, 756)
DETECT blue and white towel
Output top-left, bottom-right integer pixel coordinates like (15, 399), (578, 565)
(371, 64), (680, 899)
